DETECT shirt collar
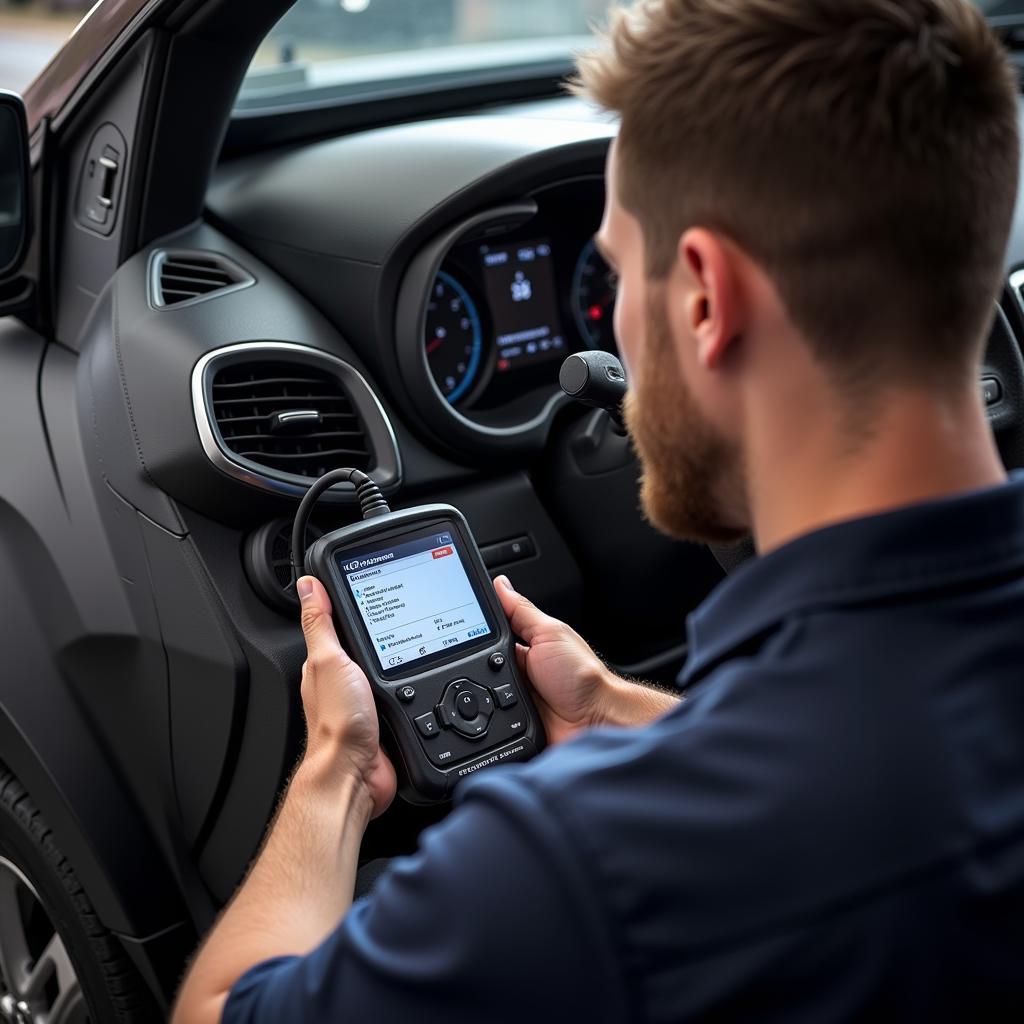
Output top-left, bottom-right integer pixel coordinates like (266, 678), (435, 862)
(681, 473), (1024, 686)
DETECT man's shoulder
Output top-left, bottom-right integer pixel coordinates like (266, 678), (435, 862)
(460, 640), (962, 956)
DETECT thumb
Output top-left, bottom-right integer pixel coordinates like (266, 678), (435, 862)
(296, 575), (350, 667)
(493, 575), (559, 645)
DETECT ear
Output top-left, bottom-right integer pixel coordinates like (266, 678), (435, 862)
(678, 228), (744, 371)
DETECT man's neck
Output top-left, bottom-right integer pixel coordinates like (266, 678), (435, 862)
(749, 384), (1007, 555)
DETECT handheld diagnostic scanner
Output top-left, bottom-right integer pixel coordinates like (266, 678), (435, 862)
(293, 469), (545, 803)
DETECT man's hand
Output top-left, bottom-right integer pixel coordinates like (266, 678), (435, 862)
(297, 575), (396, 816)
(494, 575), (678, 743)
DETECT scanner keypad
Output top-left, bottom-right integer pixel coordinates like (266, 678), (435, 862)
(413, 675), (527, 768)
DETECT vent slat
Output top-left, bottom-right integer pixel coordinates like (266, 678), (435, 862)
(210, 358), (372, 479)
(215, 412), (359, 426)
(212, 395), (355, 408)
(162, 262), (231, 274)
(236, 447), (370, 462)
(213, 376), (331, 390)
(168, 258), (223, 270)
(220, 434), (368, 446)
(161, 272), (233, 288)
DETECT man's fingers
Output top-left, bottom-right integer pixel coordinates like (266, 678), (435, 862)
(493, 575), (559, 646)
(297, 575), (351, 669)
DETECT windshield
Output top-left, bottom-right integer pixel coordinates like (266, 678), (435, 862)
(237, 0), (1024, 113)
(238, 0), (614, 111)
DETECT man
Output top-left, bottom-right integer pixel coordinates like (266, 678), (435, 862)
(174, 0), (1024, 1020)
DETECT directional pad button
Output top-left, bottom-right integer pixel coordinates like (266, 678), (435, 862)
(440, 679), (494, 740)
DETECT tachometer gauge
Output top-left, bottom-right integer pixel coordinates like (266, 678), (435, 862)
(572, 239), (617, 350)
(424, 271), (483, 405)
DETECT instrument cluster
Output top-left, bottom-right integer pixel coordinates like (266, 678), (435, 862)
(422, 178), (617, 414)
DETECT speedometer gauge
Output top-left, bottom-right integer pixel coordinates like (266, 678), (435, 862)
(572, 239), (617, 350)
(425, 271), (483, 405)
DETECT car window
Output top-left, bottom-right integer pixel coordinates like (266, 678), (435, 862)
(0, 4), (83, 94)
(237, 0), (616, 112)
(236, 1), (1024, 114)
(0, 1), (1020, 105)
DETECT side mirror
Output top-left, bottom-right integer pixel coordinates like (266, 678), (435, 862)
(0, 91), (31, 282)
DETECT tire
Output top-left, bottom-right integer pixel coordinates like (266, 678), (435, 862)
(0, 763), (160, 1023)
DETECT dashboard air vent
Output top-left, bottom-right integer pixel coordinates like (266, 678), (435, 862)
(150, 250), (254, 309)
(210, 359), (373, 480)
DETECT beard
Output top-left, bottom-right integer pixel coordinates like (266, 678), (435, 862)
(624, 287), (749, 545)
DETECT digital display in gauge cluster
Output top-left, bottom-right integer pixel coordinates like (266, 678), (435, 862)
(478, 238), (566, 374)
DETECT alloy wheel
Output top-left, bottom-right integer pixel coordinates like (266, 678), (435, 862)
(0, 857), (89, 1024)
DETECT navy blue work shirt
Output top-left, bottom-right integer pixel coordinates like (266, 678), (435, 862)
(224, 478), (1024, 1022)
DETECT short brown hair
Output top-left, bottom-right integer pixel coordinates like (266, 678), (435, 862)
(576, 0), (1020, 383)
